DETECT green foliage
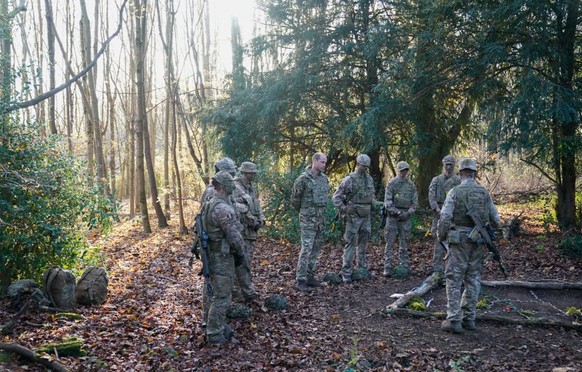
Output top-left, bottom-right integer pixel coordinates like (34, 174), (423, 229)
(559, 234), (582, 258)
(0, 121), (117, 289)
(259, 166), (343, 244)
(449, 355), (471, 372)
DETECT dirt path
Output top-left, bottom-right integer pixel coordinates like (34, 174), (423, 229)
(1, 220), (581, 371)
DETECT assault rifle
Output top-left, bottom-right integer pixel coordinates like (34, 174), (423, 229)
(379, 205), (388, 229)
(466, 209), (508, 279)
(190, 213), (213, 296)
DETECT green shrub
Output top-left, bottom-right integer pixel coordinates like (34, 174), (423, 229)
(0, 121), (117, 291)
(560, 234), (582, 258)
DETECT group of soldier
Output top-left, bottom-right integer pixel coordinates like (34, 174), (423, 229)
(197, 152), (501, 344)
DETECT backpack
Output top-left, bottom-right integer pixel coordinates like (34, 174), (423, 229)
(76, 267), (109, 306)
(43, 267), (77, 310)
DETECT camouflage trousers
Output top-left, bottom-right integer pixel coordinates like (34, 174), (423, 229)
(383, 216), (411, 271)
(233, 239), (257, 301)
(444, 235), (484, 322)
(205, 250), (235, 343)
(341, 213), (371, 277)
(296, 227), (325, 281)
(431, 211), (446, 273)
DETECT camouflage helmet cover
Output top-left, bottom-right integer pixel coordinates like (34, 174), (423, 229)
(442, 155), (456, 165)
(239, 161), (258, 173)
(396, 161), (410, 171)
(212, 170), (234, 185)
(214, 157), (237, 175)
(356, 154), (371, 167)
(459, 158), (478, 171)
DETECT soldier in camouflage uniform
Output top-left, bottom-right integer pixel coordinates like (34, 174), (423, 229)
(383, 161), (418, 276)
(428, 155), (461, 274)
(200, 157), (254, 326)
(291, 152), (330, 293)
(232, 161), (265, 299)
(201, 170), (246, 344)
(332, 154), (376, 283)
(438, 158), (501, 333)
(201, 157), (237, 204)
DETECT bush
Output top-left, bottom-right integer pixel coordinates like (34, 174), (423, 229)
(560, 234), (582, 258)
(0, 121), (117, 291)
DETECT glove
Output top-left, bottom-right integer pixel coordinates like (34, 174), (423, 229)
(397, 211), (410, 221)
(234, 252), (247, 267)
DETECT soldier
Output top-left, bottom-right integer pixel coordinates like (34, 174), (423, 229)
(437, 158), (501, 333)
(201, 170), (246, 344)
(201, 157), (237, 204)
(232, 161), (265, 298)
(291, 152), (330, 293)
(383, 161), (418, 277)
(332, 154), (376, 283)
(428, 155), (461, 274)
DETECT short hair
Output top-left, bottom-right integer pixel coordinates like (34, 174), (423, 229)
(312, 152), (326, 162)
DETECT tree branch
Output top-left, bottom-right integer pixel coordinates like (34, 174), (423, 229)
(3, 0), (129, 114)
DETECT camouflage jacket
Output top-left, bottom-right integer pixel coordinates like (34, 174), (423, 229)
(428, 173), (461, 211)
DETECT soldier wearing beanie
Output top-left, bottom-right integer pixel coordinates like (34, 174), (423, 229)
(428, 155), (461, 274)
(332, 154), (376, 283)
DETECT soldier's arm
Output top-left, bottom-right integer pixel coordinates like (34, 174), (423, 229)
(487, 195), (502, 228)
(437, 189), (456, 241)
(408, 182), (418, 214)
(214, 205), (246, 254)
(290, 176), (304, 211)
(332, 176), (350, 209)
(384, 181), (397, 213)
(428, 177), (439, 211)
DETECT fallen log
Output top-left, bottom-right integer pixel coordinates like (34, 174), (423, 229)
(386, 272), (442, 310)
(0, 342), (69, 372)
(383, 308), (582, 331)
(481, 280), (582, 290)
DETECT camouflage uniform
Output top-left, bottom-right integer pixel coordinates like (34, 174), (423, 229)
(428, 155), (461, 273)
(383, 161), (418, 274)
(202, 172), (246, 344)
(231, 162), (265, 300)
(332, 155), (375, 281)
(438, 159), (501, 332)
(291, 166), (329, 284)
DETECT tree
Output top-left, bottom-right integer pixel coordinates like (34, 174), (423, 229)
(476, 0), (581, 229)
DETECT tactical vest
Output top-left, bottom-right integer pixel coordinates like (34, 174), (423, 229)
(235, 178), (261, 217)
(299, 172), (328, 208)
(202, 197), (228, 241)
(435, 174), (461, 204)
(348, 172), (374, 205)
(392, 178), (415, 209)
(452, 183), (490, 227)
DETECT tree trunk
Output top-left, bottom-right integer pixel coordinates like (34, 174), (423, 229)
(554, 0), (579, 230)
(385, 272), (442, 310)
(134, 0), (151, 233)
(140, 2), (168, 228)
(480, 280), (582, 290)
(44, 0), (57, 134)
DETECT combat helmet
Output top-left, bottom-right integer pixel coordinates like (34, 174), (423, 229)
(239, 161), (258, 173)
(356, 154), (371, 167)
(214, 157), (237, 176)
(459, 158), (478, 171)
(396, 161), (410, 171)
(442, 155), (456, 165)
(212, 170), (235, 194)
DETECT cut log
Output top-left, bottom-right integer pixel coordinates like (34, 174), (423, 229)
(383, 308), (582, 331)
(0, 342), (69, 372)
(386, 272), (443, 310)
(481, 280), (582, 290)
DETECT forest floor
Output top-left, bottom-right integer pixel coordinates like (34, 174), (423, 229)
(1, 204), (581, 371)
